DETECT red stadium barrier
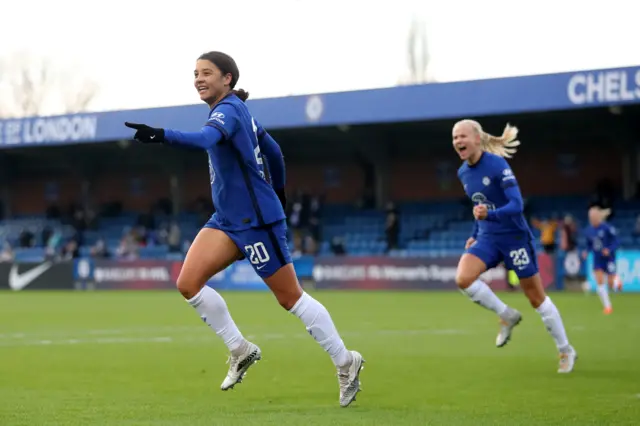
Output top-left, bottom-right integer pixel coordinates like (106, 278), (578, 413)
(312, 254), (555, 291)
(74, 259), (177, 290)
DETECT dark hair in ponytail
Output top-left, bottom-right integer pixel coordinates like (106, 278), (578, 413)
(231, 89), (250, 102)
(198, 51), (249, 102)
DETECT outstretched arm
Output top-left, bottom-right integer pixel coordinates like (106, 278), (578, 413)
(164, 125), (224, 149)
(124, 103), (236, 150)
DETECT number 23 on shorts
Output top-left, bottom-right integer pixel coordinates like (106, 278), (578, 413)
(509, 248), (530, 268)
(506, 245), (538, 277)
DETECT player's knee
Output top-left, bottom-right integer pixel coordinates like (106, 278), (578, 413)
(455, 272), (475, 290)
(527, 293), (545, 308)
(176, 273), (202, 300)
(275, 290), (303, 310)
(523, 286), (546, 308)
(262, 264), (303, 310)
(269, 285), (303, 310)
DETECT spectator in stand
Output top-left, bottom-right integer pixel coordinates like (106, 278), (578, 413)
(61, 239), (80, 260)
(117, 228), (140, 259)
(291, 232), (304, 258)
(90, 238), (110, 258)
(44, 229), (63, 260)
(330, 237), (347, 255)
(303, 235), (317, 256)
(70, 204), (88, 246)
(0, 241), (14, 262)
(168, 221), (182, 252)
(308, 194), (323, 247)
(384, 202), (400, 253)
(560, 215), (578, 252)
(287, 191), (304, 237)
(531, 217), (557, 254)
(19, 228), (35, 248)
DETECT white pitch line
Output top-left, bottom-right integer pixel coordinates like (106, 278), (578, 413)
(0, 326), (203, 340)
(0, 328), (470, 348)
(0, 321), (604, 341)
(0, 336), (175, 347)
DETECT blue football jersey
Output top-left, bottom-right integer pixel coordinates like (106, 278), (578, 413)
(458, 152), (532, 238)
(203, 94), (285, 231)
(585, 222), (618, 258)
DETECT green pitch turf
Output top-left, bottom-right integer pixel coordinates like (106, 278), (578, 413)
(0, 291), (638, 425)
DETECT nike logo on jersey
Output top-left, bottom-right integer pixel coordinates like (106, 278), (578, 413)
(8, 262), (53, 291)
(150, 135), (156, 139)
(256, 264), (267, 270)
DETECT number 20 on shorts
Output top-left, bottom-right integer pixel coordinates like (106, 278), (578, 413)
(244, 242), (270, 265)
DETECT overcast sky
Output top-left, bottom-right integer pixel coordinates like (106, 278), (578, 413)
(1, 0), (638, 114)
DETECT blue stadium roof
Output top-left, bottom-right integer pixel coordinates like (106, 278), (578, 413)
(1, 65), (639, 149)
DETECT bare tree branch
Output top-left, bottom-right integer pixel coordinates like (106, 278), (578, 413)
(0, 51), (99, 118)
(64, 79), (100, 114)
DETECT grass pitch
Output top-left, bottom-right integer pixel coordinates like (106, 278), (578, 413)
(0, 290), (638, 425)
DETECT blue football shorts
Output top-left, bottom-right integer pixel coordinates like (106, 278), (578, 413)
(466, 235), (539, 279)
(204, 217), (292, 278)
(593, 253), (616, 275)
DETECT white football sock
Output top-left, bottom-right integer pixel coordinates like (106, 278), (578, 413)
(289, 292), (352, 368)
(187, 286), (247, 355)
(596, 285), (612, 309)
(536, 296), (570, 352)
(462, 279), (509, 318)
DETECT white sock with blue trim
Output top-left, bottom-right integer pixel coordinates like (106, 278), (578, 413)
(596, 284), (612, 310)
(536, 296), (570, 352)
(187, 286), (247, 356)
(289, 292), (352, 368)
(463, 279), (509, 318)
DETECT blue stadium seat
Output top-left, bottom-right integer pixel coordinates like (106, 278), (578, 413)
(138, 245), (170, 259)
(14, 248), (46, 262)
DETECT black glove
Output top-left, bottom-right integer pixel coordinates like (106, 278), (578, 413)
(275, 188), (287, 211)
(124, 122), (165, 143)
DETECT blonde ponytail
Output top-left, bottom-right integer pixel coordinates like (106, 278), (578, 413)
(590, 206), (612, 221)
(455, 120), (521, 158)
(480, 124), (520, 158)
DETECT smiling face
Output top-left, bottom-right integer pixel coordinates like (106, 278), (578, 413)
(193, 59), (232, 106)
(452, 121), (482, 163)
